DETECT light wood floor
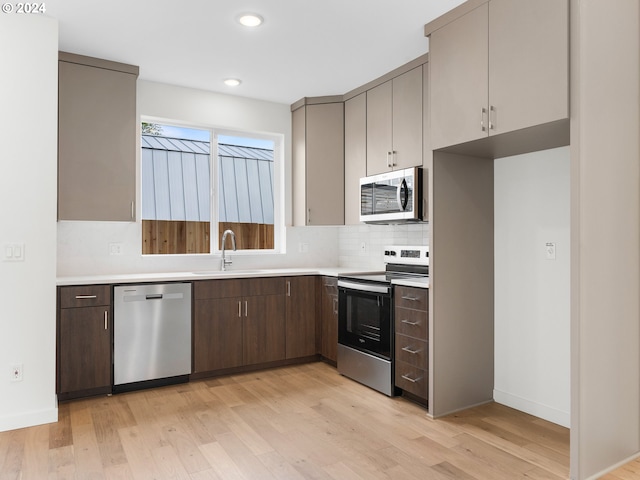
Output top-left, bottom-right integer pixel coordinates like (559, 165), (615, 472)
(0, 362), (570, 479)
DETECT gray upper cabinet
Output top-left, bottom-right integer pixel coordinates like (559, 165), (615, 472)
(429, 0), (568, 151)
(292, 100), (345, 226)
(344, 93), (367, 225)
(58, 53), (138, 221)
(366, 66), (423, 176)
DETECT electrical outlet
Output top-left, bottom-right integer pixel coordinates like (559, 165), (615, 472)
(11, 364), (23, 382)
(108, 242), (123, 256)
(360, 242), (367, 254)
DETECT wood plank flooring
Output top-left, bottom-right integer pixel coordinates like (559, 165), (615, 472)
(0, 362), (569, 479)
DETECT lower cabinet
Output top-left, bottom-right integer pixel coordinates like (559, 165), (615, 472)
(394, 285), (429, 403)
(194, 275), (319, 376)
(320, 276), (339, 363)
(194, 278), (286, 374)
(284, 276), (317, 359)
(57, 285), (112, 399)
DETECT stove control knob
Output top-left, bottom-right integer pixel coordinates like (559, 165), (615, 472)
(384, 250), (390, 256)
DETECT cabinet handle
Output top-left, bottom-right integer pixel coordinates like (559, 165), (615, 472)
(386, 151), (392, 168)
(238, 301), (242, 318)
(104, 311), (108, 330)
(307, 208), (311, 224)
(401, 319), (420, 326)
(401, 374), (422, 383)
(244, 300), (248, 317)
(401, 346), (421, 355)
(333, 297), (338, 315)
(480, 107), (487, 132)
(401, 295), (419, 301)
(286, 281), (291, 297)
(131, 201), (135, 220)
(489, 105), (496, 130)
(75, 295), (97, 299)
(392, 151), (397, 166)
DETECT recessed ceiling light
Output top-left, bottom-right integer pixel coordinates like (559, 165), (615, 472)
(224, 78), (241, 87)
(237, 13), (263, 27)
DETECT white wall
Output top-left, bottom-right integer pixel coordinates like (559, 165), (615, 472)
(494, 147), (570, 427)
(0, 15), (59, 431)
(58, 81), (339, 276)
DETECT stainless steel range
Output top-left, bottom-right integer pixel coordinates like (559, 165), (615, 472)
(337, 245), (429, 396)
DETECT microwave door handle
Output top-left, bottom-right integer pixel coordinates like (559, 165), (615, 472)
(397, 179), (409, 211)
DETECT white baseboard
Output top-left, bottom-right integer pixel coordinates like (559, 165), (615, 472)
(493, 389), (570, 428)
(0, 407), (58, 433)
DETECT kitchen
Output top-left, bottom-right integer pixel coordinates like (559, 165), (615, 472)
(1, 2), (639, 480)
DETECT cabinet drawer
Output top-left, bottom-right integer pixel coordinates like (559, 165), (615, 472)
(322, 276), (338, 295)
(395, 306), (428, 340)
(59, 285), (110, 308)
(395, 334), (428, 369)
(395, 361), (428, 400)
(194, 279), (244, 300)
(394, 286), (428, 311)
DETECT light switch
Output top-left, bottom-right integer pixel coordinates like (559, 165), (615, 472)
(3, 243), (25, 262)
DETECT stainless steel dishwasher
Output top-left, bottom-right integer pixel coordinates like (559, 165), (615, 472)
(113, 283), (191, 391)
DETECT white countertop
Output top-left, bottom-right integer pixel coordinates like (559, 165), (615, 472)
(391, 277), (429, 289)
(56, 267), (384, 286)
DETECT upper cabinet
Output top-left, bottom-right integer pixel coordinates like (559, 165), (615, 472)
(58, 52), (138, 221)
(366, 66), (424, 176)
(344, 93), (367, 225)
(292, 99), (345, 226)
(428, 0), (568, 151)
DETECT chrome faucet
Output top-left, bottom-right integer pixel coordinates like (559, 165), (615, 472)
(221, 229), (236, 271)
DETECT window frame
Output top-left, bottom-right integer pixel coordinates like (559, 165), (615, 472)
(140, 116), (284, 256)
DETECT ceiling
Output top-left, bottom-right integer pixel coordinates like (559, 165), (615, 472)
(48, 0), (466, 105)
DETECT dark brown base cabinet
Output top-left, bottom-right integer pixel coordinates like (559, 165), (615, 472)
(394, 286), (429, 404)
(320, 276), (338, 363)
(194, 278), (286, 374)
(285, 276), (317, 359)
(57, 286), (112, 400)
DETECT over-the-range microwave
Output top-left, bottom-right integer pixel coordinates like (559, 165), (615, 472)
(359, 167), (424, 224)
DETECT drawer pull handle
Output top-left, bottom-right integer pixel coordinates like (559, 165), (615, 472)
(401, 374), (422, 383)
(401, 295), (419, 301)
(75, 295), (97, 299)
(401, 346), (421, 355)
(104, 311), (108, 330)
(401, 319), (420, 326)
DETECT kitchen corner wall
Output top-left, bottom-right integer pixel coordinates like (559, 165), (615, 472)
(338, 223), (429, 269)
(494, 146), (570, 427)
(0, 15), (59, 432)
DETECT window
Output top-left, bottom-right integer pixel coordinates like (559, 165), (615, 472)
(141, 121), (279, 255)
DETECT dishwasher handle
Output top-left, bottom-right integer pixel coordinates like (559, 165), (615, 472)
(145, 294), (163, 300)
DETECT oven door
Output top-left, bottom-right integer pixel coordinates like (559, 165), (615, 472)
(338, 280), (392, 360)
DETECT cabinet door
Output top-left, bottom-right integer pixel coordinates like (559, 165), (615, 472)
(320, 277), (338, 363)
(430, 3), (489, 150)
(58, 58), (137, 221)
(344, 93), (367, 225)
(488, 0), (568, 135)
(58, 306), (111, 393)
(392, 66), (423, 170)
(285, 276), (317, 359)
(194, 298), (243, 372)
(305, 103), (345, 226)
(244, 295), (285, 365)
(366, 80), (393, 175)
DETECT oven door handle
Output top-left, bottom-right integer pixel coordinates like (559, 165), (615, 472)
(338, 280), (390, 295)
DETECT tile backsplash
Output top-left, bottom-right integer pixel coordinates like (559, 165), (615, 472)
(338, 223), (429, 270)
